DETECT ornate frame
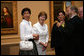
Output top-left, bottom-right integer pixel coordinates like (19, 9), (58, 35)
(1, 1), (18, 35)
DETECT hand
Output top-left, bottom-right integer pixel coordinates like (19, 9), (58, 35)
(51, 48), (54, 50)
(33, 34), (39, 37)
(33, 34), (39, 40)
(39, 42), (44, 45)
(42, 46), (46, 51)
(60, 21), (63, 24)
(57, 22), (61, 27)
(44, 43), (48, 48)
(40, 42), (48, 48)
(57, 21), (63, 27)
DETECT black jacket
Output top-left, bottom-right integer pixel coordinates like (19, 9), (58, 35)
(51, 15), (83, 55)
(51, 21), (66, 55)
(63, 15), (83, 55)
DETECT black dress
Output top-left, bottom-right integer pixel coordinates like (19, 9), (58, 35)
(63, 15), (83, 56)
(51, 21), (66, 55)
(19, 39), (38, 55)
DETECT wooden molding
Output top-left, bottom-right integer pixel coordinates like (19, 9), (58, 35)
(1, 38), (20, 46)
(50, 1), (54, 33)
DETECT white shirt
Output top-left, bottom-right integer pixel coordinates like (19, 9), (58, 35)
(70, 14), (77, 19)
(33, 22), (49, 44)
(20, 19), (33, 41)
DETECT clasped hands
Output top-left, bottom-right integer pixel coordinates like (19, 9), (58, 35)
(33, 34), (39, 40)
(57, 21), (64, 27)
(40, 42), (48, 51)
(33, 34), (48, 51)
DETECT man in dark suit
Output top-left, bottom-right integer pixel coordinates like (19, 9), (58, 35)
(78, 6), (83, 56)
(63, 6), (83, 56)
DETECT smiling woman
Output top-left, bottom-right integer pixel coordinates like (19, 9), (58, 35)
(19, 8), (39, 55)
(50, 1), (64, 33)
(33, 11), (49, 55)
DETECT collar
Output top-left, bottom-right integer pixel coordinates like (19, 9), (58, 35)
(38, 22), (45, 27)
(70, 14), (77, 19)
(23, 19), (30, 25)
(23, 19), (30, 23)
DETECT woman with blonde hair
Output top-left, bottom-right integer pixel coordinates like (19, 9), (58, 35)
(33, 11), (49, 55)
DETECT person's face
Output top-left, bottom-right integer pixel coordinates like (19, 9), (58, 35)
(39, 15), (46, 24)
(23, 11), (31, 19)
(66, 7), (72, 15)
(58, 12), (65, 21)
(78, 7), (83, 19)
(3, 8), (8, 13)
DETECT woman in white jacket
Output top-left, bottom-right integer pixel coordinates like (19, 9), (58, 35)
(33, 11), (49, 55)
(19, 8), (39, 55)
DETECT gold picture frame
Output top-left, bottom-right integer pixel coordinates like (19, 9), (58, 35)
(1, 1), (18, 35)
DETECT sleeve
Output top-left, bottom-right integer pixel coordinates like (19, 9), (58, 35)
(20, 23), (33, 41)
(33, 25), (42, 43)
(51, 24), (56, 48)
(45, 25), (49, 43)
(32, 25), (39, 34)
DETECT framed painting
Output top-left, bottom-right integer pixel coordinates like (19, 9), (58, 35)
(65, 1), (72, 7)
(1, 1), (18, 35)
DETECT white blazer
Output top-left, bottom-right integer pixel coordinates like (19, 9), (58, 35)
(33, 22), (49, 44)
(20, 19), (34, 41)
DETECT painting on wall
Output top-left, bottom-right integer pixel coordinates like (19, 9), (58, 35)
(65, 1), (72, 7)
(1, 1), (18, 35)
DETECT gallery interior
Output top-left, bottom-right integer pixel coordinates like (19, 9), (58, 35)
(1, 1), (83, 55)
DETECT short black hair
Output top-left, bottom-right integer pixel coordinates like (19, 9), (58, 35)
(70, 6), (78, 14)
(38, 11), (47, 20)
(57, 10), (65, 17)
(21, 8), (31, 15)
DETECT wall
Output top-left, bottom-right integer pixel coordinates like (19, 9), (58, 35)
(72, 1), (83, 8)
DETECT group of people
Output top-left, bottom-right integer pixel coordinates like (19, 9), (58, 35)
(19, 8), (49, 55)
(19, 6), (83, 55)
(51, 6), (83, 56)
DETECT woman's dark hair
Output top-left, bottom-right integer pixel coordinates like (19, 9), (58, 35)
(38, 11), (47, 20)
(55, 10), (66, 21)
(21, 8), (31, 15)
(70, 6), (78, 14)
(57, 10), (65, 17)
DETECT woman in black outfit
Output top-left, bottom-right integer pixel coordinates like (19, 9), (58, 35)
(51, 11), (67, 55)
